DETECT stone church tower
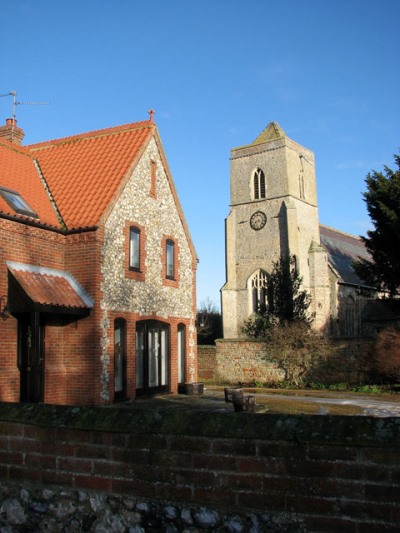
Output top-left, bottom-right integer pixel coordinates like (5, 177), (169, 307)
(221, 122), (331, 338)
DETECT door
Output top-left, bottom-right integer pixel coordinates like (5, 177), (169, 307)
(114, 319), (127, 401)
(18, 313), (45, 403)
(136, 320), (170, 396)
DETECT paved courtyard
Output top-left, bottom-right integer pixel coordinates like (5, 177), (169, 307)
(143, 386), (400, 418)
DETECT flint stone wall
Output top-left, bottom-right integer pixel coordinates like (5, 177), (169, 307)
(198, 338), (374, 385)
(0, 481), (281, 533)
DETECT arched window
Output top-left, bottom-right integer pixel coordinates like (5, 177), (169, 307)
(248, 270), (269, 313)
(136, 320), (170, 396)
(253, 168), (266, 200)
(178, 324), (186, 385)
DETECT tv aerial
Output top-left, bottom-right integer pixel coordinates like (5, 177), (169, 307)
(0, 90), (50, 120)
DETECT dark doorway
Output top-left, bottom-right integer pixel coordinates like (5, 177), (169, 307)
(136, 320), (170, 396)
(18, 313), (44, 403)
(114, 318), (127, 401)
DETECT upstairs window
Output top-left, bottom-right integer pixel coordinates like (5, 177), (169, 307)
(162, 235), (179, 287)
(129, 226), (141, 271)
(166, 239), (175, 279)
(253, 168), (266, 200)
(150, 159), (157, 198)
(0, 187), (37, 218)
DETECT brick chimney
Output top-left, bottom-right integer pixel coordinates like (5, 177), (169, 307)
(0, 118), (25, 145)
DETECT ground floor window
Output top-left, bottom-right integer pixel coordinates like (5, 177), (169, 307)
(178, 323), (186, 384)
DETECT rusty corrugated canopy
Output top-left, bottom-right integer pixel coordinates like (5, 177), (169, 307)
(7, 262), (93, 310)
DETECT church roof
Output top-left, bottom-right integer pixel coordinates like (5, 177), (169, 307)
(319, 224), (371, 286)
(251, 121), (286, 146)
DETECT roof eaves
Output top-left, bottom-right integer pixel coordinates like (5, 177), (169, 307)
(0, 211), (97, 234)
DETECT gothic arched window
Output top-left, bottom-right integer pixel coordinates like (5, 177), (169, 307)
(248, 270), (269, 313)
(253, 168), (266, 200)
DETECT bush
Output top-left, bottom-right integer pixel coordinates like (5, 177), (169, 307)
(262, 322), (330, 387)
(373, 327), (400, 382)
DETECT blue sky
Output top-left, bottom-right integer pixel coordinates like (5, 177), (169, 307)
(1, 0), (399, 309)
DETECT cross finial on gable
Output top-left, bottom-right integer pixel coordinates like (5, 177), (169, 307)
(148, 109), (155, 123)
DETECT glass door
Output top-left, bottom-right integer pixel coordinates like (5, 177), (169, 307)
(136, 320), (170, 396)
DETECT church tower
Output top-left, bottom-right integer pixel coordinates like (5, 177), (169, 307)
(221, 122), (330, 338)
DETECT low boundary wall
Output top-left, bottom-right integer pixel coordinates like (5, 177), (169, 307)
(198, 338), (374, 384)
(0, 402), (399, 531)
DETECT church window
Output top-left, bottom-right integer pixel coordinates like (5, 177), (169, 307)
(249, 270), (269, 313)
(253, 168), (266, 200)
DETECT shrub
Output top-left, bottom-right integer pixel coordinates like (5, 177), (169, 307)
(373, 327), (400, 382)
(262, 322), (330, 387)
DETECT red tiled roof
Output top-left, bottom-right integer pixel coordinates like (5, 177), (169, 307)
(0, 140), (61, 228)
(28, 121), (154, 230)
(8, 264), (92, 309)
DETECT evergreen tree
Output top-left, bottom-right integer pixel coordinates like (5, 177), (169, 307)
(242, 255), (311, 338)
(354, 154), (400, 297)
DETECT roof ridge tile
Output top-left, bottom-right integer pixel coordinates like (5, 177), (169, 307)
(28, 120), (153, 150)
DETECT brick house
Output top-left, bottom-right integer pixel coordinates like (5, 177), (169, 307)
(0, 113), (198, 405)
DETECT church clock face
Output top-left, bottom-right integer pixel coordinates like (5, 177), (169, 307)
(250, 210), (267, 230)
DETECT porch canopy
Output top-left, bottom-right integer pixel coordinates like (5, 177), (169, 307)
(6, 262), (93, 322)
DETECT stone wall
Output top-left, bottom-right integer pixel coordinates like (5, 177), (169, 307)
(1, 402), (399, 531)
(198, 338), (375, 385)
(0, 480), (276, 532)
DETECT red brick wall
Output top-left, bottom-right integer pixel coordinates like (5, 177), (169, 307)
(0, 405), (398, 530)
(0, 219), (66, 402)
(197, 345), (217, 380)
